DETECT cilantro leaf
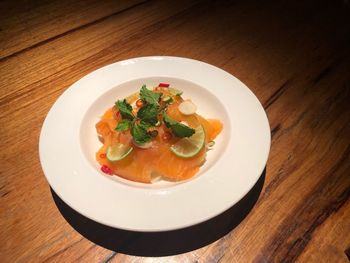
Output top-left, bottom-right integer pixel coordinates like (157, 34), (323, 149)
(115, 119), (131, 132)
(137, 104), (159, 125)
(163, 113), (195, 138)
(131, 123), (151, 144)
(115, 99), (134, 120)
(140, 85), (162, 105)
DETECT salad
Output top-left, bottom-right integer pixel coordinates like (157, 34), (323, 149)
(95, 83), (222, 183)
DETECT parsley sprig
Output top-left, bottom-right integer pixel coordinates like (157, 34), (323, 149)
(114, 85), (195, 144)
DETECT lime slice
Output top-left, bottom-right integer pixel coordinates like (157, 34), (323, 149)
(133, 139), (153, 149)
(170, 125), (205, 158)
(106, 143), (133, 161)
(168, 87), (183, 96)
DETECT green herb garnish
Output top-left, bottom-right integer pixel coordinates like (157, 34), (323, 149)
(114, 84), (194, 144)
(163, 113), (195, 138)
(115, 99), (134, 120)
(137, 103), (159, 126)
(131, 123), (151, 145)
(115, 119), (131, 132)
(162, 95), (173, 104)
(140, 85), (162, 105)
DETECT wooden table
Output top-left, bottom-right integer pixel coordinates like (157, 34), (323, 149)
(1, 0), (349, 262)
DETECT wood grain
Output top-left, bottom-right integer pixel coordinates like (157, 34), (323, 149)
(0, 0), (146, 60)
(1, 0), (349, 262)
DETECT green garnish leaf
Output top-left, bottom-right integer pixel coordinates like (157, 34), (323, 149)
(163, 113), (195, 138)
(113, 84), (186, 144)
(140, 85), (162, 105)
(115, 119), (131, 132)
(131, 123), (151, 145)
(115, 99), (134, 120)
(162, 95), (173, 104)
(171, 123), (195, 138)
(168, 88), (183, 96)
(137, 103), (159, 125)
(139, 120), (152, 129)
(163, 113), (177, 128)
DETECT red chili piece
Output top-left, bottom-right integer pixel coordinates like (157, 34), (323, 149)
(99, 153), (106, 158)
(101, 165), (113, 175)
(136, 99), (143, 108)
(162, 132), (172, 141)
(114, 111), (120, 119)
(158, 83), (170, 88)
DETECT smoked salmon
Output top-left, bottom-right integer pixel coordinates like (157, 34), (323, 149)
(96, 84), (222, 183)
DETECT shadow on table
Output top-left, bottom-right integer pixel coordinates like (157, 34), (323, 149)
(51, 168), (266, 256)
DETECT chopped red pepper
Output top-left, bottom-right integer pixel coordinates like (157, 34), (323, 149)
(158, 83), (170, 88)
(101, 165), (113, 175)
(114, 111), (120, 119)
(136, 99), (143, 108)
(162, 131), (172, 141)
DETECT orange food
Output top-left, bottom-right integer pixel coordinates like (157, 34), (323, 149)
(96, 86), (222, 183)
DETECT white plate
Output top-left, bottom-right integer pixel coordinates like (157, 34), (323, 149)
(39, 56), (270, 232)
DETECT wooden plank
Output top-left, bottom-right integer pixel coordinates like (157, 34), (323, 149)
(0, 1), (201, 262)
(0, 0), (146, 59)
(218, 56), (350, 263)
(0, 0), (201, 103)
(296, 201), (350, 263)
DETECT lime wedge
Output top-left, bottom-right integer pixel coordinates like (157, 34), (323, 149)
(168, 87), (183, 96)
(106, 143), (133, 161)
(170, 125), (205, 158)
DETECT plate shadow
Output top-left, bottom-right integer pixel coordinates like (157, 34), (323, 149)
(51, 168), (266, 256)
